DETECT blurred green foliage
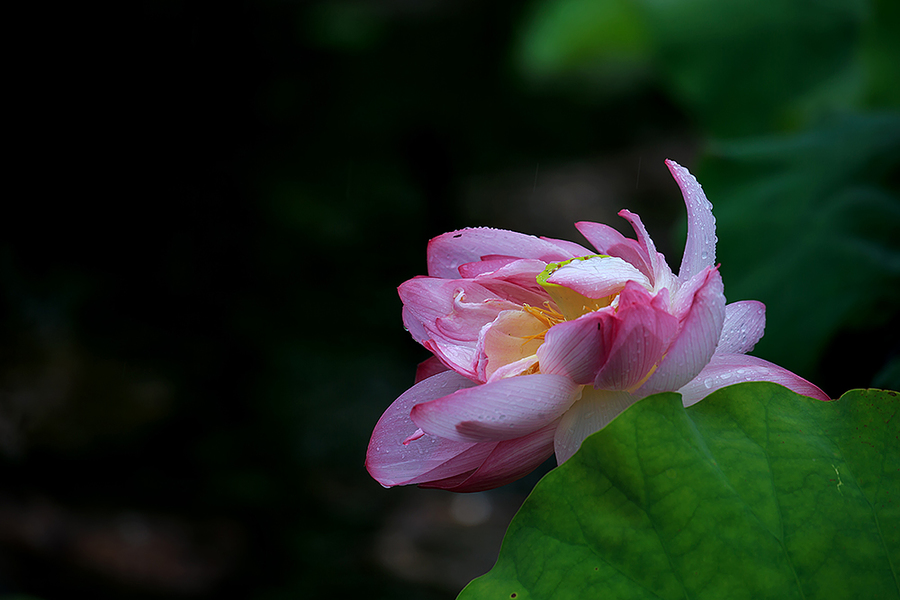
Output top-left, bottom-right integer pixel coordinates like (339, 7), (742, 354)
(700, 114), (900, 391)
(1, 0), (897, 599)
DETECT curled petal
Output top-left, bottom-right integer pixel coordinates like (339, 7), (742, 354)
(554, 388), (638, 464)
(638, 267), (726, 396)
(666, 159), (716, 282)
(411, 374), (581, 443)
(427, 228), (579, 279)
(366, 371), (481, 487)
(678, 353), (831, 406)
(717, 300), (766, 355)
(424, 420), (558, 492)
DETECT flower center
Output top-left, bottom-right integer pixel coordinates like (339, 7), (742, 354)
(537, 255), (617, 320)
(520, 302), (565, 342)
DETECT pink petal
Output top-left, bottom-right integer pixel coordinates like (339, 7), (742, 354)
(366, 371), (482, 487)
(402, 304), (431, 346)
(537, 310), (611, 385)
(545, 255), (651, 298)
(594, 282), (679, 390)
(415, 356), (450, 383)
(553, 389), (639, 464)
(472, 258), (550, 295)
(574, 221), (648, 274)
(400, 278), (516, 343)
(425, 420), (559, 492)
(411, 374), (581, 443)
(618, 209), (675, 291)
(404, 442), (498, 486)
(399, 278), (520, 377)
(668, 266), (711, 320)
(427, 228), (578, 279)
(458, 257), (519, 278)
(638, 267), (726, 396)
(717, 300), (766, 355)
(678, 353), (831, 406)
(666, 159), (717, 282)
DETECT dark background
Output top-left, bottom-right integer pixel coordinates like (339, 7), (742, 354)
(2, 1), (898, 598)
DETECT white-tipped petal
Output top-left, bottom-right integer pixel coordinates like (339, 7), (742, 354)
(553, 389), (638, 464)
(666, 159), (717, 282)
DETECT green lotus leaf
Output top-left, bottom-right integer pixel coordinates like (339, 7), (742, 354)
(459, 383), (899, 599)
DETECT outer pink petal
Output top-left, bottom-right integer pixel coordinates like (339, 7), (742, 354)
(594, 282), (679, 391)
(537, 311), (611, 384)
(666, 159), (717, 282)
(411, 374), (581, 443)
(415, 356), (450, 383)
(545, 255), (651, 298)
(575, 221), (651, 277)
(366, 371), (481, 487)
(678, 353), (831, 406)
(399, 278), (520, 377)
(427, 228), (579, 278)
(426, 419), (559, 492)
(399, 278), (516, 343)
(404, 441), (498, 486)
(717, 300), (766, 355)
(553, 389), (638, 464)
(638, 266), (726, 396)
(402, 304), (430, 346)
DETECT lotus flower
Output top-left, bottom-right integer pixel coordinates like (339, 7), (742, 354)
(367, 160), (828, 493)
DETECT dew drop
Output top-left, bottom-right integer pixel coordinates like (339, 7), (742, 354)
(704, 378), (714, 389)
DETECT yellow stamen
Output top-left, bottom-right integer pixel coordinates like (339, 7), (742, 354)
(522, 302), (565, 328)
(520, 302), (566, 343)
(537, 256), (616, 320)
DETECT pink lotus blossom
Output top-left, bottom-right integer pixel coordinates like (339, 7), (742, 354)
(366, 160), (828, 492)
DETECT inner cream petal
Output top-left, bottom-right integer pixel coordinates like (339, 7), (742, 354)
(481, 309), (546, 380)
